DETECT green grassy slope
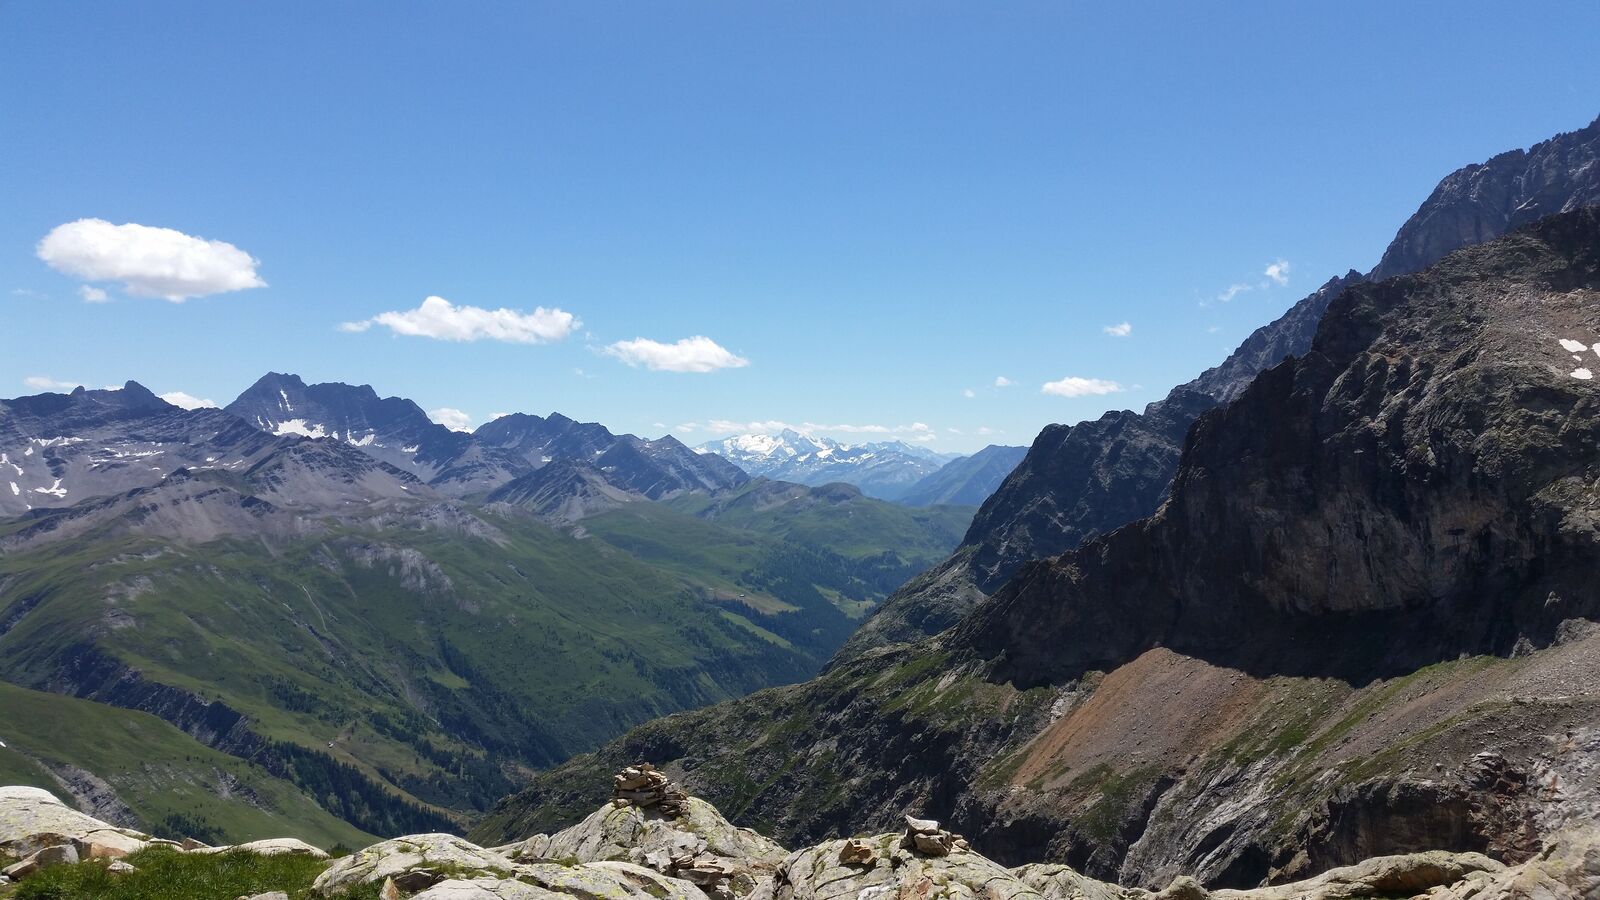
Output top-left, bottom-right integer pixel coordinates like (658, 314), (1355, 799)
(0, 681), (371, 848)
(0, 471), (970, 840)
(0, 511), (817, 825)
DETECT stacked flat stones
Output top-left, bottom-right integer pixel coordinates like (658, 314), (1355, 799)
(612, 762), (690, 817)
(902, 815), (970, 857)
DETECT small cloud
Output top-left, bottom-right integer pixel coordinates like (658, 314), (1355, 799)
(605, 336), (749, 373)
(994, 376), (1015, 388)
(976, 426), (997, 435)
(24, 375), (81, 391)
(1264, 259), (1291, 287)
(574, 367), (596, 379)
(78, 285), (109, 303)
(158, 391), (217, 409)
(429, 407), (473, 432)
(652, 422), (667, 429)
(962, 388), (976, 398)
(1041, 376), (1124, 398)
(676, 422), (701, 433)
(488, 412), (511, 421)
(1103, 321), (1132, 337)
(946, 427), (963, 434)
(37, 218), (265, 302)
(1206, 325), (1221, 334)
(11, 288), (43, 297)
(1216, 283), (1252, 303)
(342, 296), (579, 344)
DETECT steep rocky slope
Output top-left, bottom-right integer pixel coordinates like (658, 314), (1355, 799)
(844, 116), (1600, 660)
(475, 210), (1600, 889)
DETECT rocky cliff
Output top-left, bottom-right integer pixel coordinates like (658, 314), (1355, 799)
(474, 209), (1600, 890)
(841, 116), (1600, 663)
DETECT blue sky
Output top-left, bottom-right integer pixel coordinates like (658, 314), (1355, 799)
(3, 2), (1598, 452)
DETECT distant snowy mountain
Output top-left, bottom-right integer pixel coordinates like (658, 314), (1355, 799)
(695, 429), (961, 501)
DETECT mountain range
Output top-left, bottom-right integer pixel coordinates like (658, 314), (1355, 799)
(694, 430), (964, 501)
(475, 117), (1600, 890)
(0, 374), (974, 841)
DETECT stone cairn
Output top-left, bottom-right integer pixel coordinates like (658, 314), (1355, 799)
(611, 764), (743, 900)
(901, 815), (970, 858)
(611, 762), (690, 817)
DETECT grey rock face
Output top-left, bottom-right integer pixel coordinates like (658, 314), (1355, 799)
(843, 113), (1600, 663)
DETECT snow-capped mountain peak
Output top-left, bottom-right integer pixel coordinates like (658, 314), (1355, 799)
(695, 431), (964, 502)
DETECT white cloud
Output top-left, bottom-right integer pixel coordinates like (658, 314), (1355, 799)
(676, 422), (701, 433)
(78, 285), (109, 303)
(1264, 259), (1291, 286)
(429, 407), (473, 432)
(962, 388), (976, 398)
(37, 218), (265, 302)
(24, 375), (81, 391)
(976, 426), (997, 435)
(488, 412), (511, 421)
(159, 391), (217, 409)
(605, 336), (749, 373)
(1216, 282), (1252, 303)
(994, 376), (1015, 388)
(946, 427), (963, 434)
(1103, 321), (1132, 337)
(1041, 376), (1124, 398)
(342, 296), (579, 344)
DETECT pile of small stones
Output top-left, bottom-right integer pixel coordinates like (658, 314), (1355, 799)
(901, 815), (970, 858)
(612, 762), (690, 817)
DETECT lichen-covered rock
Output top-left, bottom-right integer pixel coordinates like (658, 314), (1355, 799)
(761, 833), (1041, 900)
(194, 837), (328, 858)
(1012, 863), (1130, 900)
(0, 786), (149, 857)
(501, 795), (784, 897)
(313, 834), (518, 895)
(519, 860), (707, 900)
(521, 797), (785, 867)
(410, 860), (711, 900)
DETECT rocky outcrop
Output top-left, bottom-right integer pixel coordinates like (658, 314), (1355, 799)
(495, 767), (786, 900)
(0, 785), (150, 858)
(312, 833), (521, 895)
(841, 114), (1600, 663)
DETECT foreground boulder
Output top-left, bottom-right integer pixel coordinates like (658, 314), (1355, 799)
(411, 862), (705, 900)
(0, 785), (150, 858)
(313, 833), (520, 895)
(754, 832), (1043, 900)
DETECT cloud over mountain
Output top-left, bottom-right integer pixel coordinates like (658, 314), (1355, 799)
(341, 296), (579, 344)
(1041, 375), (1124, 397)
(605, 336), (749, 372)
